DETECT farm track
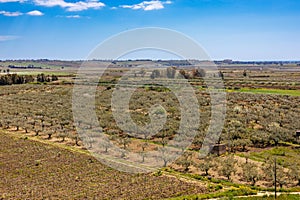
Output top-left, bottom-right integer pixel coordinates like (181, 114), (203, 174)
(208, 192), (300, 200)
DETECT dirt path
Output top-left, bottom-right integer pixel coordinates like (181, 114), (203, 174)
(209, 192), (300, 199)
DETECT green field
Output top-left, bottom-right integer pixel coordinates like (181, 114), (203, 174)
(239, 146), (300, 167)
(227, 88), (300, 96)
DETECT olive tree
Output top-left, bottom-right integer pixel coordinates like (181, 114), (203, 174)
(218, 155), (237, 180)
(197, 155), (215, 176)
(241, 162), (261, 186)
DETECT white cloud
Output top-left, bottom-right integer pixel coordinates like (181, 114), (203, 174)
(34, 0), (105, 12)
(0, 35), (20, 41)
(0, 10), (44, 17)
(0, 0), (25, 3)
(0, 11), (23, 16)
(27, 10), (44, 16)
(120, 0), (171, 11)
(66, 15), (80, 18)
(56, 14), (86, 18)
(34, 0), (68, 7)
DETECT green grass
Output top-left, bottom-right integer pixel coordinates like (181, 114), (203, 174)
(166, 186), (256, 200)
(162, 168), (242, 188)
(234, 194), (300, 200)
(227, 88), (300, 96)
(239, 146), (300, 167)
(162, 168), (262, 200)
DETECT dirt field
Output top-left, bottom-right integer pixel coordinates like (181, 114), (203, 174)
(0, 131), (206, 199)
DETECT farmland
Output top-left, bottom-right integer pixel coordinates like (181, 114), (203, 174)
(0, 60), (300, 199)
(0, 130), (207, 199)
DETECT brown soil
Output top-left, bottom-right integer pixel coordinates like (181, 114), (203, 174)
(0, 131), (206, 200)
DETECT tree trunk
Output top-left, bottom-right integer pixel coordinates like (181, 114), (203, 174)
(184, 166), (189, 172)
(252, 178), (256, 186)
(163, 159), (167, 167)
(205, 169), (209, 176)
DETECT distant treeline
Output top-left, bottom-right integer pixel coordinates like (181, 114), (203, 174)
(8, 64), (42, 69)
(214, 60), (300, 65)
(149, 67), (223, 79)
(0, 73), (58, 86)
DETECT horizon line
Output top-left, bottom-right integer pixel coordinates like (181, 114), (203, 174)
(0, 59), (300, 62)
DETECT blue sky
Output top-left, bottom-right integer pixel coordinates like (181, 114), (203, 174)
(0, 0), (299, 60)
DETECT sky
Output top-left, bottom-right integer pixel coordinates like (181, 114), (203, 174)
(0, 0), (299, 61)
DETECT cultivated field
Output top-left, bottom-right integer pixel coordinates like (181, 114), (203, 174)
(0, 131), (206, 199)
(0, 60), (299, 199)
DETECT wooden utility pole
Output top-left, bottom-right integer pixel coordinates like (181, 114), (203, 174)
(274, 158), (277, 199)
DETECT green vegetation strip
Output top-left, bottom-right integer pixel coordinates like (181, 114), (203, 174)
(246, 146), (300, 167)
(166, 186), (256, 200)
(233, 194), (300, 200)
(227, 88), (300, 96)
